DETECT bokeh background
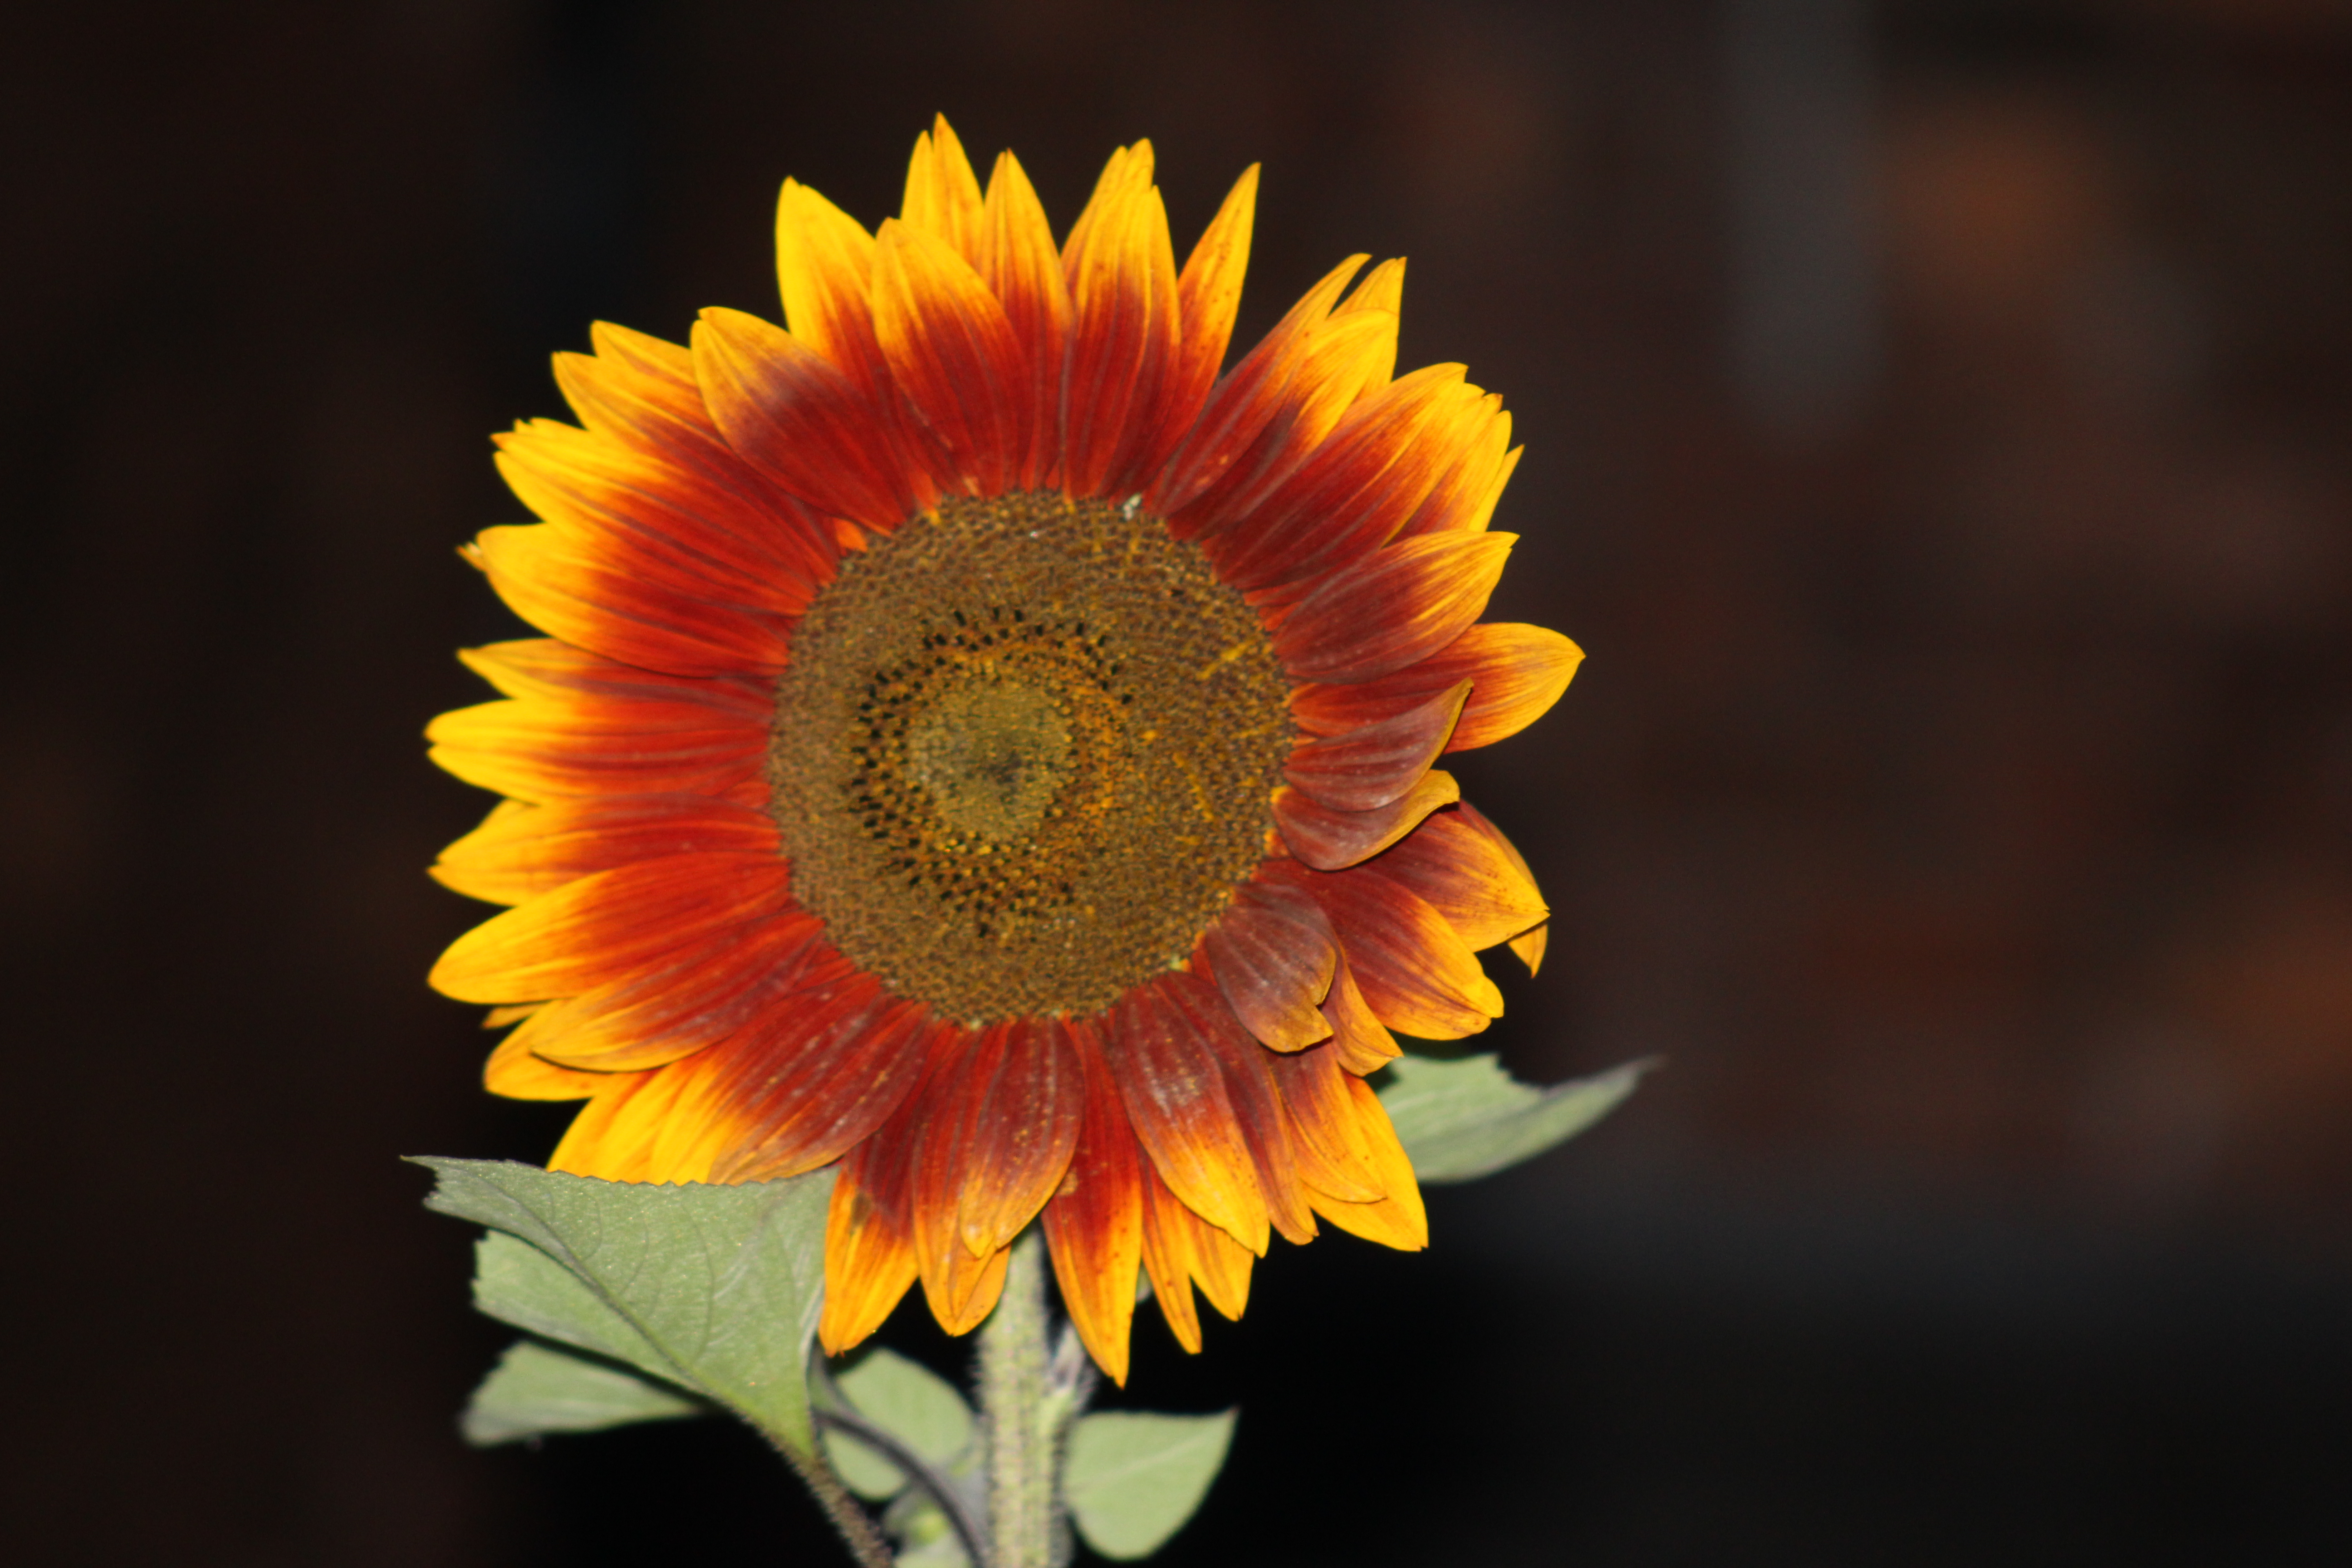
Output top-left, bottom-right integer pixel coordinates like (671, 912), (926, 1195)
(8, 0), (2351, 1561)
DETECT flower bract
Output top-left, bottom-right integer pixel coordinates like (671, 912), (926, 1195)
(428, 118), (1581, 1382)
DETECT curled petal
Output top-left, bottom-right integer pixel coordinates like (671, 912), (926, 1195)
(1267, 1043), (1383, 1205)
(1283, 860), (1503, 1039)
(1391, 397), (1516, 540)
(484, 1028), (606, 1102)
(1285, 680), (1470, 812)
(1307, 1075), (1429, 1250)
(1364, 802), (1547, 952)
(1273, 769), (1460, 872)
(1138, 1157), (1255, 1351)
(1275, 531), (1517, 684)
(914, 1018), (1083, 1263)
(1318, 946), (1401, 1075)
(1200, 878), (1338, 1051)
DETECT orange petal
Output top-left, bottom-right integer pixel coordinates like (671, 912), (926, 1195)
(1059, 147), (1180, 497)
(1318, 945), (1402, 1075)
(547, 1061), (738, 1185)
(773, 178), (885, 388)
(1140, 1160), (1255, 1330)
(1149, 254), (1367, 519)
(456, 639), (772, 714)
(1166, 977), (1318, 1246)
(872, 220), (1026, 496)
(1284, 679), (1470, 812)
(1364, 802), (1547, 952)
(1508, 921), (1550, 975)
(496, 412), (831, 603)
(519, 908), (829, 1072)
(467, 521), (793, 679)
(1274, 531), (1517, 684)
(1272, 769), (1460, 871)
(426, 693), (766, 804)
(1266, 1041), (1383, 1204)
(691, 307), (923, 528)
(702, 983), (936, 1182)
(430, 852), (789, 1004)
(1137, 1156), (1204, 1352)
(1200, 878), (1337, 1052)
(431, 793), (776, 906)
(1202, 364), (1483, 591)
(1040, 1018), (1146, 1384)
(483, 1028), (607, 1102)
(1134, 162), (1258, 484)
(1289, 621), (1583, 753)
(912, 1019), (1083, 1264)
(1301, 861), (1503, 1039)
(978, 150), (1073, 490)
(1103, 973), (1269, 1254)
(900, 116), (985, 266)
(820, 1144), (921, 1355)
(1307, 1074), (1429, 1250)
(1165, 279), (1400, 537)
(1391, 397), (1515, 539)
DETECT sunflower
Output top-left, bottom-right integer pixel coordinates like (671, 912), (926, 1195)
(427, 118), (1580, 1383)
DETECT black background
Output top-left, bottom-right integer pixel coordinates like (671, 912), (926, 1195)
(7, 1), (2351, 1563)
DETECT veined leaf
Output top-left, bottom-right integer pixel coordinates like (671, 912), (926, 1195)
(1378, 1054), (1653, 1183)
(413, 1158), (833, 1458)
(461, 1337), (701, 1446)
(1063, 1409), (1236, 1560)
(822, 1348), (978, 1501)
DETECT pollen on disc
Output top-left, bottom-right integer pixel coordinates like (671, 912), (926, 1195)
(768, 492), (1294, 1024)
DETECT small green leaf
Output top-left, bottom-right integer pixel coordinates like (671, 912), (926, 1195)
(1063, 1409), (1236, 1561)
(822, 1348), (980, 1498)
(461, 1338), (702, 1446)
(412, 1158), (834, 1457)
(1378, 1054), (1654, 1183)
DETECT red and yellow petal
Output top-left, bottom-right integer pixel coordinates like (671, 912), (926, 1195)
(1273, 530), (1518, 684)
(426, 692), (766, 804)
(431, 793), (775, 906)
(1289, 620), (1583, 752)
(430, 851), (789, 1004)
(1040, 1019), (1147, 1383)
(1103, 973), (1270, 1255)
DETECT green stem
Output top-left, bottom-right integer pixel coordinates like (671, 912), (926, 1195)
(765, 1434), (896, 1568)
(978, 1231), (1093, 1568)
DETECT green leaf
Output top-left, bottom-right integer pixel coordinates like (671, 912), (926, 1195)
(1378, 1054), (1654, 1183)
(822, 1348), (979, 1499)
(412, 1158), (834, 1457)
(1062, 1410), (1236, 1561)
(460, 1338), (702, 1446)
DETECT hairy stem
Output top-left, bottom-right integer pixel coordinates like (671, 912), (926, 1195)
(765, 1435), (895, 1568)
(978, 1231), (1093, 1568)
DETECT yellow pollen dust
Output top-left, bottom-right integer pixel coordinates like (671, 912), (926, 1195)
(766, 491), (1294, 1023)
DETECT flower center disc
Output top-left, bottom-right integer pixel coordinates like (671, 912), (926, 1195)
(769, 492), (1294, 1023)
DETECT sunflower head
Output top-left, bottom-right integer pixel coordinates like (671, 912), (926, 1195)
(427, 117), (1582, 1382)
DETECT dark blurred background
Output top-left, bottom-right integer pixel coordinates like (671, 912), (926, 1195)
(8, 0), (2351, 1561)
